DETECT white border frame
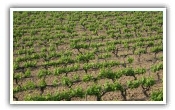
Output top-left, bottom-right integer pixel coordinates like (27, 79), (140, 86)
(10, 8), (166, 104)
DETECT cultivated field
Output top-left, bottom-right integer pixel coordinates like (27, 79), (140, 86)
(13, 11), (163, 101)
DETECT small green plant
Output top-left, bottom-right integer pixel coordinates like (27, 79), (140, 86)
(98, 68), (116, 82)
(104, 82), (116, 92)
(24, 69), (31, 77)
(83, 74), (93, 82)
(127, 57), (134, 64)
(76, 52), (95, 63)
(37, 69), (47, 78)
(52, 79), (58, 87)
(151, 63), (163, 72)
(127, 80), (140, 89)
(123, 68), (136, 80)
(61, 77), (73, 87)
(114, 82), (127, 101)
(150, 89), (163, 101)
(54, 68), (62, 75)
(14, 73), (23, 80)
(134, 68), (146, 75)
(86, 84), (102, 101)
(13, 85), (21, 93)
(23, 81), (36, 90)
(71, 87), (85, 98)
(38, 79), (47, 88)
(14, 63), (20, 70)
(150, 46), (163, 58)
(24, 94), (32, 101)
(73, 74), (80, 82)
(140, 77), (155, 97)
(24, 61), (37, 68)
(83, 63), (91, 73)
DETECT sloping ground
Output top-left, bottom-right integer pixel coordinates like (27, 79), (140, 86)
(13, 11), (163, 101)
